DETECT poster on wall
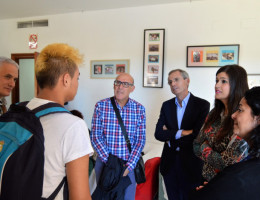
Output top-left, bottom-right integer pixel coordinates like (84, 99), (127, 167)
(187, 44), (239, 67)
(29, 34), (38, 49)
(143, 29), (165, 88)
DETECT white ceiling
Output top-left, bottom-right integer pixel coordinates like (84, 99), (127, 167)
(0, 0), (198, 20)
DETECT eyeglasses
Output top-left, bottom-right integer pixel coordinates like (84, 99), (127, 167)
(114, 80), (134, 88)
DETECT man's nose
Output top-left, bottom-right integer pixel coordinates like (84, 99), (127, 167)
(9, 79), (16, 88)
(171, 81), (176, 86)
(118, 83), (124, 89)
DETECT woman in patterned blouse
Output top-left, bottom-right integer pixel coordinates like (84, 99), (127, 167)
(193, 65), (249, 181)
(190, 87), (260, 200)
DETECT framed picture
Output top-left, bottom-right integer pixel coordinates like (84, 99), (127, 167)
(90, 59), (130, 79)
(248, 74), (260, 88)
(187, 44), (239, 67)
(143, 29), (165, 88)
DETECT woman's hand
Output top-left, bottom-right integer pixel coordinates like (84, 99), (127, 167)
(195, 181), (208, 191)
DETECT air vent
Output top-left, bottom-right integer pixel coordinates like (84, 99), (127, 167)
(17, 20), (48, 28)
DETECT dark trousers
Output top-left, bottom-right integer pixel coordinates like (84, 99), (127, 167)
(163, 153), (199, 200)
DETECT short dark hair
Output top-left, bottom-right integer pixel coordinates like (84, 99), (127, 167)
(245, 87), (260, 116)
(70, 109), (84, 119)
(244, 87), (260, 158)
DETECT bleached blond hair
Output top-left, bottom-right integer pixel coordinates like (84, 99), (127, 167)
(36, 43), (83, 89)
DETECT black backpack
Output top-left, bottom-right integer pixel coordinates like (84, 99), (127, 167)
(0, 102), (69, 200)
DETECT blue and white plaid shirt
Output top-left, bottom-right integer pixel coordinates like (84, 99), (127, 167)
(91, 97), (146, 171)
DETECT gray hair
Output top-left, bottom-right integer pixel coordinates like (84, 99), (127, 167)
(168, 69), (189, 80)
(0, 56), (19, 69)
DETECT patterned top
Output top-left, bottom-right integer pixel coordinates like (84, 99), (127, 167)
(193, 110), (249, 181)
(91, 97), (146, 171)
(0, 97), (7, 116)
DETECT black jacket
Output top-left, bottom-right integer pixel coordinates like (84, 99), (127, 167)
(155, 93), (210, 182)
(92, 154), (131, 200)
(189, 158), (260, 200)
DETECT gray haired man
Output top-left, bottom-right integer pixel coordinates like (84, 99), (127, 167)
(0, 57), (19, 115)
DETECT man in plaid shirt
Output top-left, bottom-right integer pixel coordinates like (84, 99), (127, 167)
(91, 73), (146, 200)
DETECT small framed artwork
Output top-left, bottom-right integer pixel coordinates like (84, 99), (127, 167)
(143, 29), (165, 88)
(90, 59), (130, 79)
(248, 74), (260, 88)
(187, 44), (239, 67)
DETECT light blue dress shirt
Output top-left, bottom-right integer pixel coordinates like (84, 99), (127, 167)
(175, 92), (191, 140)
(170, 92), (190, 150)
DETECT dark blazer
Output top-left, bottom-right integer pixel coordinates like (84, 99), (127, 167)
(189, 158), (260, 200)
(155, 93), (210, 183)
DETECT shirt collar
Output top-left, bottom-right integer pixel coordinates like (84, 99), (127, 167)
(0, 97), (7, 106)
(175, 92), (190, 108)
(114, 97), (132, 109)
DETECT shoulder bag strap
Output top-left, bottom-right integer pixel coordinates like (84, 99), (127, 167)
(110, 97), (132, 153)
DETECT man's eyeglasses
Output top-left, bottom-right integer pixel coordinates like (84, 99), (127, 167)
(114, 80), (134, 88)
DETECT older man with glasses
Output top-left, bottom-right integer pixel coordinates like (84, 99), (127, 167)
(91, 73), (146, 200)
(0, 57), (19, 115)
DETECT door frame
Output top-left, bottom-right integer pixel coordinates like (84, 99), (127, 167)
(11, 53), (39, 104)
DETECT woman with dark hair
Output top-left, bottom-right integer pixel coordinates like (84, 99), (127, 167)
(190, 86), (260, 200)
(193, 65), (249, 181)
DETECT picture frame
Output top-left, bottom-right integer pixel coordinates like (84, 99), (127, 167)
(248, 74), (260, 88)
(187, 44), (239, 67)
(90, 59), (130, 79)
(143, 29), (165, 88)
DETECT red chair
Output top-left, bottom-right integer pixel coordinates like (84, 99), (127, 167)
(135, 157), (161, 200)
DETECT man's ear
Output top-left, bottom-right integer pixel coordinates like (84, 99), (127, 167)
(187, 78), (190, 86)
(130, 85), (135, 93)
(63, 73), (71, 86)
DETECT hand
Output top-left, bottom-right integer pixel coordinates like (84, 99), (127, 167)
(163, 125), (168, 130)
(181, 130), (193, 137)
(195, 181), (208, 191)
(123, 168), (129, 177)
(163, 125), (170, 146)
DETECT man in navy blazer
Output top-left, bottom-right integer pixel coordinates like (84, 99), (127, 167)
(155, 69), (210, 200)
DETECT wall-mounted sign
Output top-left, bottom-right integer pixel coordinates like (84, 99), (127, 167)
(29, 34), (38, 49)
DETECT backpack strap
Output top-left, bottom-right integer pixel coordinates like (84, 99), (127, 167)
(14, 101), (70, 118)
(25, 102), (69, 200)
(41, 177), (67, 200)
(32, 103), (70, 200)
(31, 102), (70, 118)
(16, 101), (29, 107)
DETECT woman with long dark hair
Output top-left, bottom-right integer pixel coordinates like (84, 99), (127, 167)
(190, 86), (260, 200)
(193, 65), (249, 181)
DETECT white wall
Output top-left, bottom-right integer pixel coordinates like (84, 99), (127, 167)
(0, 0), (259, 143)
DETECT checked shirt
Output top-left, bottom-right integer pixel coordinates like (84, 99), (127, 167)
(91, 97), (146, 171)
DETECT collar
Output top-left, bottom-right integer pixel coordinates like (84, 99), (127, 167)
(114, 97), (133, 109)
(175, 92), (190, 108)
(0, 97), (7, 106)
